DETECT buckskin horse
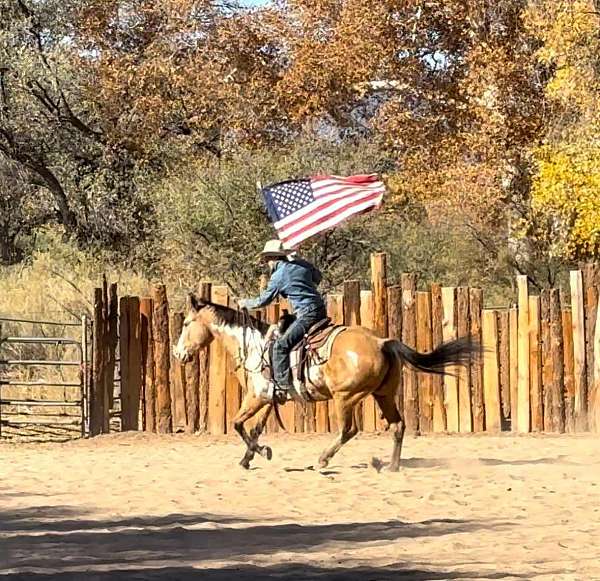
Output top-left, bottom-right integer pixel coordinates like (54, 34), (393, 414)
(173, 293), (476, 471)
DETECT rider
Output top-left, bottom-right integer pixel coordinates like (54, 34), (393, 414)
(238, 239), (327, 399)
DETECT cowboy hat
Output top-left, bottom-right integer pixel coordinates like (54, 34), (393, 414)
(258, 239), (292, 261)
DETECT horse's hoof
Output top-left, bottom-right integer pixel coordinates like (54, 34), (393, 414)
(258, 446), (273, 461)
(387, 464), (400, 473)
(318, 457), (329, 469)
(239, 458), (251, 470)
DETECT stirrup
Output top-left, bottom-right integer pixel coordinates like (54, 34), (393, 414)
(274, 383), (302, 404)
(273, 389), (288, 405)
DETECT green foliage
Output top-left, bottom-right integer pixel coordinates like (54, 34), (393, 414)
(150, 139), (394, 296)
(1, 0), (599, 305)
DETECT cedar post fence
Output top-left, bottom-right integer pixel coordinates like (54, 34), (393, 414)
(89, 255), (600, 437)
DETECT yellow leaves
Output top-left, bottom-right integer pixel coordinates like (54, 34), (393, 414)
(525, 0), (600, 109)
(531, 144), (600, 258)
(524, 0), (600, 258)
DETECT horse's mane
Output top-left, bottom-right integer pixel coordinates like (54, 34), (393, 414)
(203, 301), (271, 336)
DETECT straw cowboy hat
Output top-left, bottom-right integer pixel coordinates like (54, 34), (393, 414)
(258, 239), (292, 261)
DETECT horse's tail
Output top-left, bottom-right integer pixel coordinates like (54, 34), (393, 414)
(382, 336), (479, 376)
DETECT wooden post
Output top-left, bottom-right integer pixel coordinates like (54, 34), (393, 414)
(105, 283), (119, 413)
(442, 287), (458, 432)
(431, 284), (446, 432)
(118, 296), (130, 430)
(530, 295), (543, 432)
(371, 254), (388, 432)
(582, 264), (600, 405)
(130, 297), (143, 430)
(170, 312), (188, 432)
(273, 296), (297, 433)
(184, 352), (200, 434)
(226, 358), (242, 435)
(541, 290), (554, 432)
(545, 289), (565, 433)
(304, 400), (317, 433)
(570, 270), (587, 431)
(469, 288), (484, 432)
(509, 307), (519, 431)
(482, 310), (501, 432)
(371, 253), (388, 338)
(208, 286), (228, 435)
(327, 294), (344, 431)
(343, 280), (363, 430)
(562, 309), (575, 433)
(101, 277), (110, 417)
(456, 287), (472, 432)
(401, 273), (419, 434)
(198, 282), (212, 433)
(219, 292), (242, 435)
(592, 302), (600, 432)
(140, 298), (156, 432)
(265, 301), (281, 434)
(121, 297), (141, 431)
(497, 309), (510, 427)
(517, 275), (530, 433)
(90, 288), (105, 436)
(361, 290), (377, 431)
(343, 281), (362, 326)
(416, 291), (433, 432)
(153, 284), (172, 434)
(388, 285), (405, 422)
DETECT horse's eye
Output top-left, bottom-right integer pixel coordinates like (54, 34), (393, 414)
(183, 321), (190, 327)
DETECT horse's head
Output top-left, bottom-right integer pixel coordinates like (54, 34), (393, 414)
(173, 292), (215, 363)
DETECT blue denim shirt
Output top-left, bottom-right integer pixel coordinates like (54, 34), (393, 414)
(244, 258), (325, 317)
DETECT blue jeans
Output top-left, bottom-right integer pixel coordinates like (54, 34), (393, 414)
(272, 308), (327, 387)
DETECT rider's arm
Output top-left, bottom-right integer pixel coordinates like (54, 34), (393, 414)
(241, 269), (282, 310)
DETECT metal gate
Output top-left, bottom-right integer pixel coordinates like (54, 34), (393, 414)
(0, 314), (90, 441)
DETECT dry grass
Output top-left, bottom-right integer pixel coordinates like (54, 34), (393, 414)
(0, 233), (149, 441)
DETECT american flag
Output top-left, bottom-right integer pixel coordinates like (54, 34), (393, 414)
(261, 174), (385, 248)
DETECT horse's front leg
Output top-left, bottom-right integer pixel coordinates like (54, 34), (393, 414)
(233, 393), (272, 469)
(318, 395), (359, 468)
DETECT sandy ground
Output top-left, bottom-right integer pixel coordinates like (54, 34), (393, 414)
(1, 431), (600, 580)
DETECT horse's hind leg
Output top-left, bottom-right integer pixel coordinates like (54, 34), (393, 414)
(373, 391), (405, 472)
(318, 396), (358, 468)
(233, 393), (272, 469)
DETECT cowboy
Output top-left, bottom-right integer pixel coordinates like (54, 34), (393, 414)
(238, 240), (326, 399)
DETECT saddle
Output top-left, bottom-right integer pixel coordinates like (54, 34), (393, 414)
(263, 311), (346, 401)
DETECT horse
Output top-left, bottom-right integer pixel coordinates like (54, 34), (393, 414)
(173, 292), (477, 471)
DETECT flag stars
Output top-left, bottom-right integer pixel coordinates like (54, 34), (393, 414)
(268, 180), (314, 219)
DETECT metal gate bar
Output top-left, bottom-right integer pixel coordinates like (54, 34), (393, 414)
(0, 314), (89, 440)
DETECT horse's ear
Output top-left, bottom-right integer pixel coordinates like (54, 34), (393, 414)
(187, 292), (203, 312)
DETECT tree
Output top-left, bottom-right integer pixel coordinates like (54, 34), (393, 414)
(0, 159), (49, 264)
(525, 0), (600, 260)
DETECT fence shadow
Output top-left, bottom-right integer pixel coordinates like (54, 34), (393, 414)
(1, 503), (519, 579)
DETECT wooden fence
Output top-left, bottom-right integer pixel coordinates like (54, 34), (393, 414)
(89, 256), (600, 436)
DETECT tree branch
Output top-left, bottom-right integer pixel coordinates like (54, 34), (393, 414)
(0, 130), (76, 228)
